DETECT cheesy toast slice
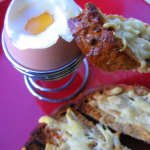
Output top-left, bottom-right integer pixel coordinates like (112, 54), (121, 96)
(68, 3), (150, 72)
(73, 84), (150, 143)
(22, 107), (129, 150)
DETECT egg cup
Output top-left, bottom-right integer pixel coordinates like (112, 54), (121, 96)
(2, 30), (89, 102)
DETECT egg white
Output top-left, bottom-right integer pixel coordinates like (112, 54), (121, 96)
(5, 0), (80, 50)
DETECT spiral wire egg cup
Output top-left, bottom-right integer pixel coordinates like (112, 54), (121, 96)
(2, 30), (89, 102)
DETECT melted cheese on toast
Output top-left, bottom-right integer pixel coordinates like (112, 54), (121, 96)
(39, 108), (128, 150)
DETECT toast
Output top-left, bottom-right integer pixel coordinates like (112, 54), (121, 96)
(71, 84), (150, 143)
(21, 138), (44, 150)
(22, 106), (129, 150)
(68, 3), (150, 72)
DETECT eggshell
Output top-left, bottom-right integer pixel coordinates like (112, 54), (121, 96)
(4, 28), (81, 71)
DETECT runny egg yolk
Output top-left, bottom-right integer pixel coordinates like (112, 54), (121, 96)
(25, 12), (54, 35)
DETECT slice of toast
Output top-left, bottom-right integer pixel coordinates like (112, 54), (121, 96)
(70, 84), (150, 143)
(21, 138), (44, 150)
(68, 3), (150, 73)
(22, 106), (129, 150)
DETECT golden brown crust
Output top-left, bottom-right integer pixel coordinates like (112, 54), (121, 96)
(68, 3), (141, 72)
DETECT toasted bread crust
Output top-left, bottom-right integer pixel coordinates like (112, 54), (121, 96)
(72, 84), (150, 143)
(27, 108), (101, 150)
(24, 106), (128, 149)
(23, 138), (44, 150)
(68, 3), (141, 72)
(23, 84), (150, 149)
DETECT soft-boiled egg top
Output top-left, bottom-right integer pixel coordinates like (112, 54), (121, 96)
(4, 0), (81, 71)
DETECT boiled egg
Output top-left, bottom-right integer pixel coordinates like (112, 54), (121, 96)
(4, 0), (81, 71)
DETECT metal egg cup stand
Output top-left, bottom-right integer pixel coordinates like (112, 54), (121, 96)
(2, 30), (89, 102)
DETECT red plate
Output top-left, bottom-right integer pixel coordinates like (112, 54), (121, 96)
(1, 0), (150, 149)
